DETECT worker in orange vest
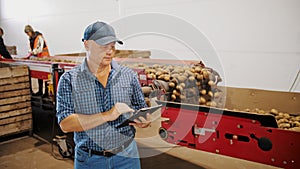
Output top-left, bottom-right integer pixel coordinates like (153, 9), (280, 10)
(24, 25), (50, 57)
(24, 25), (50, 96)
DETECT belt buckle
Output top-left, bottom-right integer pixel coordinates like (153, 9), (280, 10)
(103, 150), (113, 157)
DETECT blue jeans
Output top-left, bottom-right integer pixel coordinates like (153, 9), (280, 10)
(74, 140), (141, 169)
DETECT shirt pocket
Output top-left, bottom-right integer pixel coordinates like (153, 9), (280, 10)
(111, 85), (133, 106)
(73, 89), (97, 113)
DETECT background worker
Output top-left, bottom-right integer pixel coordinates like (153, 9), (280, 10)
(0, 27), (13, 59)
(24, 25), (50, 96)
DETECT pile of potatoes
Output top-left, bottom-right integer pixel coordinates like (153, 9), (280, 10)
(125, 62), (300, 132)
(124, 62), (223, 107)
(242, 108), (300, 131)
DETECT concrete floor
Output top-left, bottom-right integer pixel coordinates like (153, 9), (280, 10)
(0, 135), (73, 169)
(0, 135), (204, 169)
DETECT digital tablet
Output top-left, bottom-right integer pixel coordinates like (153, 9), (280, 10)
(116, 104), (162, 128)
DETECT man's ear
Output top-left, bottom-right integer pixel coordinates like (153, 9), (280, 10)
(84, 40), (89, 50)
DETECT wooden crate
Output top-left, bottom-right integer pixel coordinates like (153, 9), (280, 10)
(0, 62), (32, 137)
(6, 46), (17, 55)
(115, 50), (151, 58)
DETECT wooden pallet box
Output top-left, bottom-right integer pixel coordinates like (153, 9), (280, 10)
(0, 62), (32, 137)
(6, 45), (17, 55)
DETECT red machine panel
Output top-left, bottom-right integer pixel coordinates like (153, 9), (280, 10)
(158, 100), (300, 169)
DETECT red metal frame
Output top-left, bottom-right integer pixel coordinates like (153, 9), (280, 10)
(158, 100), (300, 169)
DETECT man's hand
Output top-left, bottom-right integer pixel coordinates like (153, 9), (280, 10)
(130, 113), (152, 128)
(32, 49), (38, 55)
(105, 103), (134, 122)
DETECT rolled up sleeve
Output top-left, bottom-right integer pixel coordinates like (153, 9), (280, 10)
(56, 72), (74, 124)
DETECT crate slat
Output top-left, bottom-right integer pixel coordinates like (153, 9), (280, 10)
(0, 113), (32, 125)
(0, 89), (30, 99)
(0, 76), (29, 86)
(0, 82), (30, 92)
(0, 119), (32, 136)
(0, 107), (32, 119)
(0, 65), (29, 79)
(0, 101), (31, 113)
(0, 95), (31, 106)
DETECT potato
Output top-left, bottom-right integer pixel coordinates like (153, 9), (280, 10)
(194, 66), (202, 72)
(169, 82), (175, 88)
(208, 80), (215, 86)
(188, 76), (195, 81)
(185, 70), (194, 76)
(171, 94), (176, 100)
(199, 96), (206, 104)
(164, 75), (170, 81)
(214, 92), (221, 99)
(277, 118), (289, 124)
(290, 127), (300, 132)
(278, 112), (284, 118)
(283, 113), (290, 119)
(293, 121), (300, 127)
(179, 83), (186, 88)
(279, 123), (291, 128)
(173, 90), (180, 96)
(196, 74), (204, 81)
(158, 74), (165, 80)
(206, 101), (217, 107)
(202, 70), (209, 79)
(270, 108), (279, 115)
(208, 91), (214, 97)
(176, 85), (183, 91)
(177, 75), (187, 82)
(180, 95), (186, 100)
(200, 89), (206, 95)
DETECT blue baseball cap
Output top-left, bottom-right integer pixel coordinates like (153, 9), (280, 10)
(82, 21), (123, 45)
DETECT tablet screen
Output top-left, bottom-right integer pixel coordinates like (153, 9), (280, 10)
(116, 104), (162, 128)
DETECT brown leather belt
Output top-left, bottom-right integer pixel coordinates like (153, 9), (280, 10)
(80, 138), (133, 157)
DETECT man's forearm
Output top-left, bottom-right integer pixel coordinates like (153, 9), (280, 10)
(58, 103), (133, 133)
(59, 110), (111, 133)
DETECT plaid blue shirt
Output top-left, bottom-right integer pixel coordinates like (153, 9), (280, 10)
(56, 58), (147, 151)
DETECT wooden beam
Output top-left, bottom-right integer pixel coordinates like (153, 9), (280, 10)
(0, 95), (31, 106)
(0, 101), (31, 113)
(0, 89), (30, 99)
(0, 119), (31, 136)
(0, 113), (32, 125)
(0, 65), (29, 79)
(0, 107), (32, 119)
(0, 76), (29, 86)
(0, 82), (30, 92)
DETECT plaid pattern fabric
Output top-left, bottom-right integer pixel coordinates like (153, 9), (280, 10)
(56, 58), (147, 151)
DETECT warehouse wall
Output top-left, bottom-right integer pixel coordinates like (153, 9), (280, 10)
(0, 0), (299, 92)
